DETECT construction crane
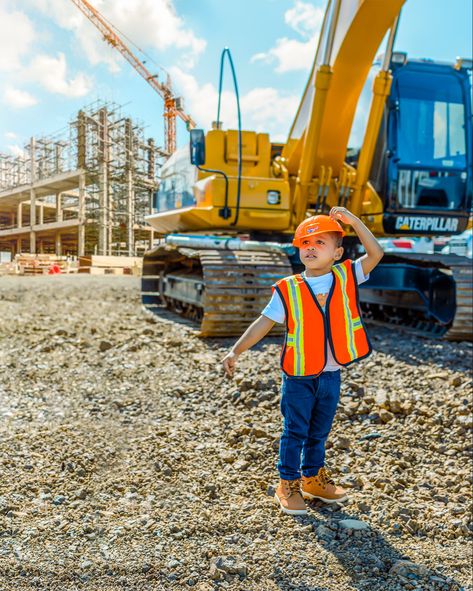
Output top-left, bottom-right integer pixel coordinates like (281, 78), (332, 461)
(70, 0), (196, 155)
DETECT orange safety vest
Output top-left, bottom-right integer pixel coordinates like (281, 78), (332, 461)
(273, 259), (372, 377)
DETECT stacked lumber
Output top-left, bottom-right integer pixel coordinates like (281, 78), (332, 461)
(13, 254), (76, 275)
(0, 261), (17, 276)
(78, 255), (142, 276)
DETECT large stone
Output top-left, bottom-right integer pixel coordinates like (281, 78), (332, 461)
(389, 560), (428, 578)
(99, 340), (113, 352)
(210, 556), (247, 581)
(379, 408), (395, 423)
(315, 524), (335, 541)
(338, 519), (370, 531)
(375, 390), (390, 410)
(335, 436), (351, 450)
(450, 376), (463, 387)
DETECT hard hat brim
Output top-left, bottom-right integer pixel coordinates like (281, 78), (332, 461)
(293, 228), (345, 247)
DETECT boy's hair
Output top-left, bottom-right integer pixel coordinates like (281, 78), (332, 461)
(331, 232), (343, 248)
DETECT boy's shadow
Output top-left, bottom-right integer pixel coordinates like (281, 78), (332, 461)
(270, 501), (463, 591)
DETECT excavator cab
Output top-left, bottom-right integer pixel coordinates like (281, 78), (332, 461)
(369, 57), (472, 235)
(352, 56), (473, 339)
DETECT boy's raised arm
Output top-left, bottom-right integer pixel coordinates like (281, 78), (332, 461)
(330, 206), (384, 276)
(222, 315), (275, 377)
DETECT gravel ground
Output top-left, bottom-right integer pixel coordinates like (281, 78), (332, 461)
(0, 275), (472, 591)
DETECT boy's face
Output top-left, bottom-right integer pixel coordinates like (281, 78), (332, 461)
(299, 232), (343, 271)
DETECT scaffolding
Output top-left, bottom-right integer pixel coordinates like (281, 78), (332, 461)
(0, 100), (166, 257)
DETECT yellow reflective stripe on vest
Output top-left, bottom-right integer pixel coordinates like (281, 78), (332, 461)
(332, 265), (358, 360)
(352, 317), (363, 330)
(286, 277), (305, 376)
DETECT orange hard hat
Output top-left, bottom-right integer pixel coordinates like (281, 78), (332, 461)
(292, 215), (345, 247)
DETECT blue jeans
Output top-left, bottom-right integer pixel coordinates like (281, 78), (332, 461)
(277, 370), (341, 480)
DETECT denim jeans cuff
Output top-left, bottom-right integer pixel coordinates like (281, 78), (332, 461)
(278, 470), (301, 480)
(301, 466), (324, 478)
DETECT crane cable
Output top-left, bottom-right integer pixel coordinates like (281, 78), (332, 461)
(96, 7), (168, 80)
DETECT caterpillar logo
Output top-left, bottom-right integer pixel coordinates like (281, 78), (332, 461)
(395, 216), (459, 232)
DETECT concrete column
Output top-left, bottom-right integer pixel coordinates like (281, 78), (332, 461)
(98, 108), (108, 256)
(127, 171), (134, 256)
(38, 240), (44, 254)
(108, 188), (113, 256)
(78, 173), (85, 257)
(17, 202), (22, 228)
(39, 203), (44, 225)
(56, 193), (63, 222)
(16, 237), (21, 254)
(29, 137), (36, 254)
(55, 231), (62, 256)
(126, 118), (135, 257)
(29, 188), (36, 254)
(30, 137), (36, 181)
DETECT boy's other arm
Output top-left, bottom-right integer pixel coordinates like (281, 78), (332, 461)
(222, 315), (275, 377)
(330, 206), (384, 276)
(351, 218), (384, 276)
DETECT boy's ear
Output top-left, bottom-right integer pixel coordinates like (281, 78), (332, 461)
(334, 246), (344, 260)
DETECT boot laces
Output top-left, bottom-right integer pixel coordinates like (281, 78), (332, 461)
(284, 479), (302, 497)
(319, 468), (335, 486)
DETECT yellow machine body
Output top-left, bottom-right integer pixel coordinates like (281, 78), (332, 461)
(143, 0), (472, 341)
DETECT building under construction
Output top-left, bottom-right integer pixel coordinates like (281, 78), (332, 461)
(0, 101), (165, 258)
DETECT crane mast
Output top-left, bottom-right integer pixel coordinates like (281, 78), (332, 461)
(70, 0), (196, 154)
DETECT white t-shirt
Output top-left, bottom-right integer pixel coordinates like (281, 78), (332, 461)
(262, 258), (370, 372)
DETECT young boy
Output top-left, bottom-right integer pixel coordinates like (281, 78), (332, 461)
(222, 207), (384, 515)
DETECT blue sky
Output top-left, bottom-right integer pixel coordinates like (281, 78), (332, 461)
(0, 0), (471, 156)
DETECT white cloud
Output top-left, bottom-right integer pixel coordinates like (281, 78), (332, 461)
(27, 0), (207, 72)
(251, 0), (324, 73)
(169, 67), (236, 130)
(27, 53), (92, 98)
(170, 67), (299, 143)
(7, 144), (27, 158)
(285, 1), (324, 36)
(3, 86), (38, 108)
(251, 36), (319, 73)
(4, 132), (17, 140)
(241, 88), (300, 140)
(0, 6), (36, 72)
(0, 4), (91, 103)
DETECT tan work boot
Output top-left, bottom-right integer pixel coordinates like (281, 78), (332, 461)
(301, 467), (348, 503)
(274, 478), (307, 515)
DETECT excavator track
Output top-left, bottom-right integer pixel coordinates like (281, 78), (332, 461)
(143, 245), (471, 341)
(142, 245), (292, 336)
(358, 252), (472, 341)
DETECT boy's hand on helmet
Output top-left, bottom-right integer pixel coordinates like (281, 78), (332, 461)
(330, 207), (359, 226)
(222, 351), (239, 377)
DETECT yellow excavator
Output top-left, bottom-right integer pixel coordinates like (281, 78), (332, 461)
(143, 0), (472, 340)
